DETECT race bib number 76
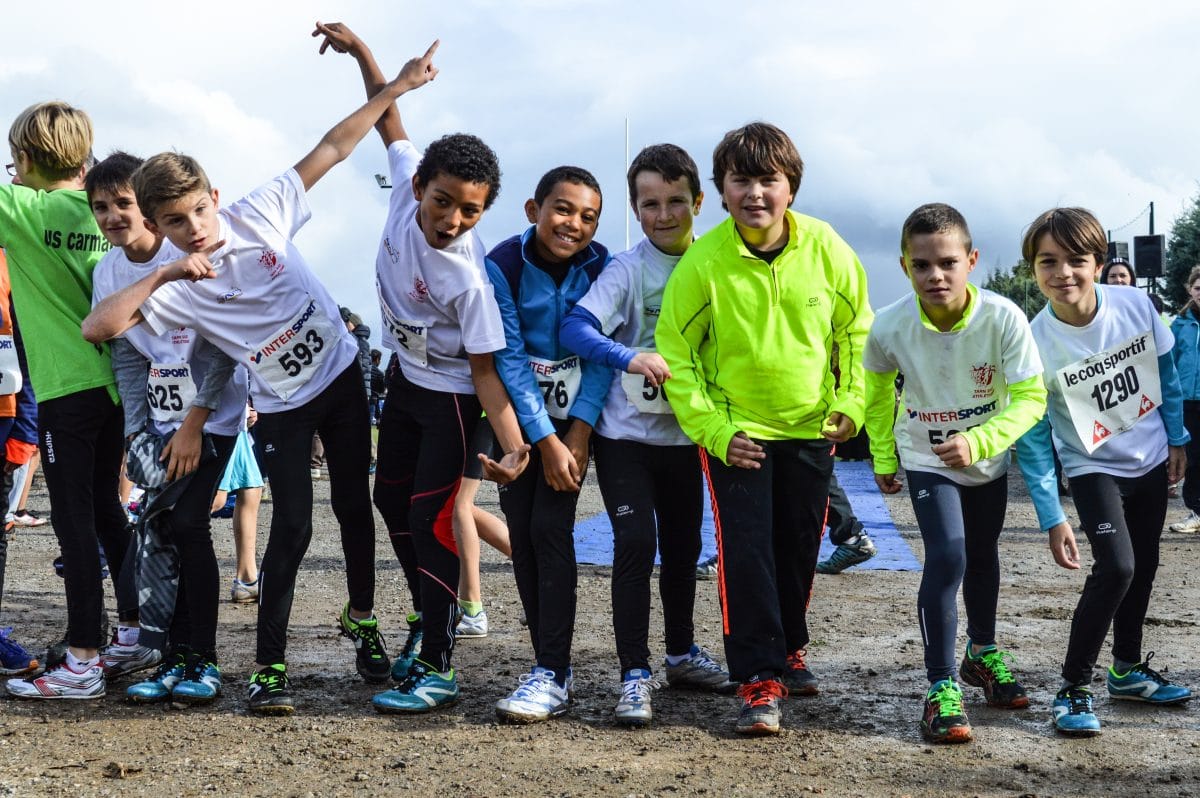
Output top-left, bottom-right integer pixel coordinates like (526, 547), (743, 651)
(1057, 331), (1161, 454)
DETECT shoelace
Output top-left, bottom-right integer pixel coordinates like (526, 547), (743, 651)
(254, 669), (287, 690)
(976, 649), (1018, 684)
(689, 647), (723, 673)
(512, 671), (557, 699)
(1062, 687), (1094, 713)
(620, 675), (661, 704)
(929, 682), (965, 717)
(1124, 652), (1169, 685)
(785, 648), (808, 671)
(737, 679), (787, 706)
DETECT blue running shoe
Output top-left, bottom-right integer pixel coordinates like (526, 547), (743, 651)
(391, 614), (423, 683)
(127, 651), (187, 703)
(1052, 686), (1101, 737)
(172, 655), (222, 705)
(1107, 653), (1192, 705)
(0, 627), (38, 676)
(373, 660), (458, 714)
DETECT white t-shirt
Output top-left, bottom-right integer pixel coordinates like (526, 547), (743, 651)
(863, 287), (1042, 486)
(1031, 285), (1172, 479)
(375, 140), (506, 394)
(139, 170), (357, 413)
(93, 243), (247, 437)
(575, 237), (690, 446)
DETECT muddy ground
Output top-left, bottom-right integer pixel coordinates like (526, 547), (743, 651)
(1, 467), (1198, 798)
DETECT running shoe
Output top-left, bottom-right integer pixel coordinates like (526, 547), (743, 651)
(495, 666), (570, 723)
(454, 609), (488, 639)
(172, 655), (222, 705)
(391, 614), (423, 683)
(338, 604), (391, 683)
(1169, 512), (1200, 534)
(696, 555), (718, 580)
(782, 648), (819, 696)
(372, 660), (459, 714)
(248, 664), (294, 715)
(663, 644), (734, 692)
(1052, 685), (1101, 737)
(127, 650), (187, 703)
(614, 668), (658, 727)
(920, 679), (972, 743)
(230, 576), (260, 604)
(816, 533), (878, 574)
(0, 627), (38, 676)
(12, 509), (47, 527)
(959, 644), (1030, 708)
(6, 659), (105, 699)
(100, 635), (162, 679)
(735, 678), (787, 735)
(1106, 654), (1192, 704)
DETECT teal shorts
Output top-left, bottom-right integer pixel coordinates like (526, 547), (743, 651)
(219, 429), (264, 492)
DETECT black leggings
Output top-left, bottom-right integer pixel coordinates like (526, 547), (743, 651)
(906, 470), (1007, 683)
(38, 388), (131, 648)
(373, 369), (481, 673)
(1062, 463), (1167, 685)
(826, 472), (863, 546)
(499, 418), (581, 677)
(593, 435), (703, 675)
(1182, 402), (1200, 515)
(252, 364), (375, 665)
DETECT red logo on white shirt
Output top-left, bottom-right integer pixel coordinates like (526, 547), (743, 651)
(970, 363), (996, 387)
(409, 277), (429, 303)
(1092, 420), (1111, 444)
(1139, 394), (1156, 416)
(258, 249), (285, 279)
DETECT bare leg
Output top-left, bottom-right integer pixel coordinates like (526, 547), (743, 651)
(232, 487), (261, 584)
(473, 505), (511, 558)
(454, 478), (484, 604)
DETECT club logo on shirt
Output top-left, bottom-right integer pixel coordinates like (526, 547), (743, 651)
(644, 305), (661, 317)
(258, 249), (285, 280)
(409, 276), (429, 303)
(218, 288), (243, 304)
(169, 328), (192, 346)
(970, 363), (997, 398)
(384, 237), (400, 264)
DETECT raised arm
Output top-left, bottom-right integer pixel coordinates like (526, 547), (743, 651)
(293, 38), (438, 190)
(312, 21), (407, 146)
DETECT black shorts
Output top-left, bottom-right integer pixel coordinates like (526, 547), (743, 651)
(462, 417), (498, 480)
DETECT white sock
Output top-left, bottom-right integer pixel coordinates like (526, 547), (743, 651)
(66, 650), (99, 670)
(116, 625), (139, 646)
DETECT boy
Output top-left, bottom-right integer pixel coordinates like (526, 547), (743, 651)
(487, 166), (609, 723)
(82, 43), (443, 714)
(560, 143), (732, 726)
(311, 21), (528, 714)
(86, 151), (247, 704)
(1, 102), (140, 700)
(655, 122), (873, 735)
(863, 203), (1046, 743)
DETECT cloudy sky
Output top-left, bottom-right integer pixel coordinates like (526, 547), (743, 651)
(5, 1), (1199, 343)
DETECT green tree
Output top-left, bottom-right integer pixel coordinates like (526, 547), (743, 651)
(982, 260), (1046, 320)
(1166, 189), (1200, 311)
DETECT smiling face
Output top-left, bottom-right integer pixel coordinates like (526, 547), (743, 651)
(90, 185), (157, 252)
(901, 230), (978, 321)
(524, 180), (601, 264)
(1033, 232), (1102, 318)
(632, 170), (702, 256)
(146, 188), (221, 253)
(721, 170), (793, 250)
(412, 171), (490, 249)
(1104, 262), (1134, 286)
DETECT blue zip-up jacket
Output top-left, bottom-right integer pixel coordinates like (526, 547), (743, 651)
(1171, 308), (1200, 401)
(485, 227), (611, 444)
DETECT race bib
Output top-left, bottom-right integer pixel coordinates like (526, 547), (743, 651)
(147, 361), (198, 424)
(529, 355), (582, 420)
(0, 335), (21, 397)
(380, 299), (429, 367)
(620, 348), (673, 415)
(904, 398), (1000, 455)
(248, 298), (339, 400)
(1057, 332), (1161, 454)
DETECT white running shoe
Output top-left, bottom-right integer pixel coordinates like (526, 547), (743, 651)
(100, 638), (162, 679)
(6, 660), (105, 699)
(495, 666), (570, 723)
(231, 576), (260, 604)
(454, 609), (488, 638)
(1169, 512), (1200, 534)
(664, 644), (735, 692)
(614, 668), (659, 726)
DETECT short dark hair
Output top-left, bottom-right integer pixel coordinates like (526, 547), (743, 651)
(900, 203), (973, 255)
(1100, 257), (1137, 285)
(711, 122), (803, 198)
(533, 165), (602, 208)
(84, 151), (144, 200)
(627, 144), (701, 206)
(414, 133), (502, 210)
(1021, 207), (1107, 266)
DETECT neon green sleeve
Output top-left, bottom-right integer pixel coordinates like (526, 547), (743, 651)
(865, 368), (900, 474)
(958, 373), (1047, 464)
(828, 241), (874, 431)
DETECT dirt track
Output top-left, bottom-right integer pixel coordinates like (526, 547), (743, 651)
(1, 470), (1198, 797)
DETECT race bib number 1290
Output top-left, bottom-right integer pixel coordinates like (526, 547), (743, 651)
(1057, 331), (1161, 454)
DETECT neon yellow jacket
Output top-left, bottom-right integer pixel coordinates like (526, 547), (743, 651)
(656, 210), (873, 463)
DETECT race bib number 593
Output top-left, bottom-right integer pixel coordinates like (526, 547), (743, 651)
(249, 298), (338, 400)
(1057, 331), (1161, 454)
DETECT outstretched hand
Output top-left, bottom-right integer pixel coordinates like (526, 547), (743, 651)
(394, 40), (439, 90)
(312, 21), (364, 57)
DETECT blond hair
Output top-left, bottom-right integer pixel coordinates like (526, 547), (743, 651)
(132, 152), (212, 221)
(8, 101), (93, 181)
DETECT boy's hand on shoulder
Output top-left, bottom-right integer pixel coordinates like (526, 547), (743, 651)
(480, 444), (531, 485)
(537, 434), (581, 492)
(725, 432), (765, 470)
(628, 352), (671, 387)
(821, 412), (856, 443)
(393, 40), (440, 92)
(1047, 522), (1080, 570)
(931, 434), (973, 468)
(874, 472), (903, 494)
(161, 240), (225, 284)
(312, 21), (364, 58)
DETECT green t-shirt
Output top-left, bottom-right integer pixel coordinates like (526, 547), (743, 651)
(0, 184), (118, 402)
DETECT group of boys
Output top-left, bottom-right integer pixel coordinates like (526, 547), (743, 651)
(0, 24), (1188, 742)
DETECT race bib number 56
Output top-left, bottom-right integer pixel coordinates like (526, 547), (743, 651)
(1057, 331), (1161, 454)
(249, 298), (339, 400)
